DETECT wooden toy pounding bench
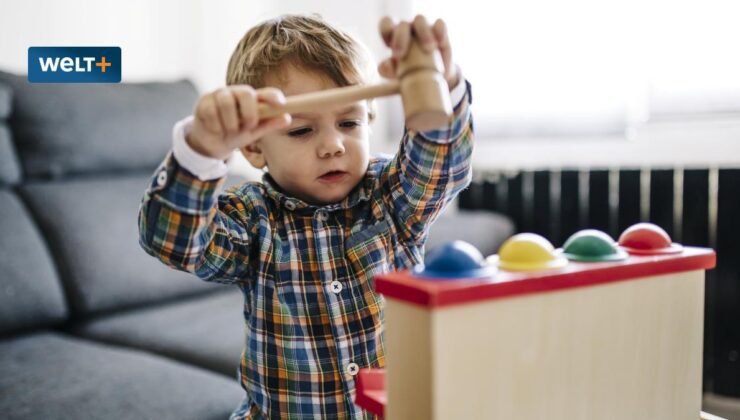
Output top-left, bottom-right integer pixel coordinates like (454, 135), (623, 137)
(356, 225), (720, 420)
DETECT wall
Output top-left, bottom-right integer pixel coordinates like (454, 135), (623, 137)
(0, 0), (397, 91)
(0, 0), (412, 167)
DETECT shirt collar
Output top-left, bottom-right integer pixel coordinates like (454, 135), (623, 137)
(261, 158), (383, 213)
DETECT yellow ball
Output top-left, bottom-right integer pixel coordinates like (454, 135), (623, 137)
(491, 233), (568, 271)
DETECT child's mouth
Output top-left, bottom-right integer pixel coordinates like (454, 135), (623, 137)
(318, 170), (348, 183)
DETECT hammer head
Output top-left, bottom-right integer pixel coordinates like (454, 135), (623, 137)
(396, 41), (453, 132)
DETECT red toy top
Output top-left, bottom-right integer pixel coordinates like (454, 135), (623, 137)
(375, 246), (715, 308)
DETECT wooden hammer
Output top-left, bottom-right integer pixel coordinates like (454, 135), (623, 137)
(256, 40), (453, 132)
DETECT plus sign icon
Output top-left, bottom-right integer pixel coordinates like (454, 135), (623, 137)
(28, 47), (121, 83)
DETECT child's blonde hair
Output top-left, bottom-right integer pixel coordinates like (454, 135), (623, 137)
(226, 14), (378, 120)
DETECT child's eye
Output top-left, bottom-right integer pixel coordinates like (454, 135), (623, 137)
(339, 120), (362, 129)
(288, 127), (312, 137)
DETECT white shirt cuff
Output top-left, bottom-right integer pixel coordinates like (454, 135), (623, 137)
(171, 116), (230, 181)
(449, 69), (467, 107)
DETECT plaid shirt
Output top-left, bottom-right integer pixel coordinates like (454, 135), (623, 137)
(138, 82), (473, 419)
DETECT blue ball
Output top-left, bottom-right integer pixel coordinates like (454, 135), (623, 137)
(413, 241), (495, 279)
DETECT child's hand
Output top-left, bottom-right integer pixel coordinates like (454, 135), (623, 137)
(186, 86), (292, 160)
(378, 15), (460, 90)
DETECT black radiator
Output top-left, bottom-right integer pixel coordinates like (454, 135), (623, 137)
(459, 167), (740, 396)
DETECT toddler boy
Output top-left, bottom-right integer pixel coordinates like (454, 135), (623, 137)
(139, 14), (473, 419)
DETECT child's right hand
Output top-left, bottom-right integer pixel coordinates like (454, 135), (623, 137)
(186, 86), (292, 160)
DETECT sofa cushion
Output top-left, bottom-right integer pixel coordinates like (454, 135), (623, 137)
(0, 124), (21, 186)
(0, 84), (21, 186)
(72, 289), (245, 378)
(0, 70), (197, 179)
(0, 190), (67, 335)
(19, 173), (223, 316)
(0, 332), (243, 419)
(425, 209), (515, 257)
(0, 83), (10, 119)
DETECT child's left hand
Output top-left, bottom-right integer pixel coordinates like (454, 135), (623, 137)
(378, 15), (461, 90)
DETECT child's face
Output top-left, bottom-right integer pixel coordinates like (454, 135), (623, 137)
(245, 65), (371, 205)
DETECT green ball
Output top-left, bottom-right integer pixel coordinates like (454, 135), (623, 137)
(561, 229), (628, 262)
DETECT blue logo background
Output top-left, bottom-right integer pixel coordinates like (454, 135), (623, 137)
(28, 47), (121, 83)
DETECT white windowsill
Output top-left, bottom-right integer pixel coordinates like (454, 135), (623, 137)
(471, 115), (740, 171)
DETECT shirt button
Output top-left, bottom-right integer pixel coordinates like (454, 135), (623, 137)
(156, 170), (168, 187)
(346, 362), (359, 376)
(329, 281), (343, 294)
(284, 200), (296, 211)
(316, 210), (328, 221)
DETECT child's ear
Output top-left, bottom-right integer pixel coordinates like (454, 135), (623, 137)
(240, 143), (267, 170)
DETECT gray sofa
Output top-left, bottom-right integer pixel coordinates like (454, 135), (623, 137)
(0, 69), (513, 419)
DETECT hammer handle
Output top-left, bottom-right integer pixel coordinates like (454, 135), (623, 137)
(257, 80), (401, 120)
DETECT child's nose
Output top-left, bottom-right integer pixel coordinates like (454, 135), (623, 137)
(316, 131), (346, 158)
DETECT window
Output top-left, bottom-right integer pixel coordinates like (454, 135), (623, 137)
(408, 0), (740, 140)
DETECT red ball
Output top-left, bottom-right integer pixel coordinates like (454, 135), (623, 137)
(618, 223), (683, 255)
